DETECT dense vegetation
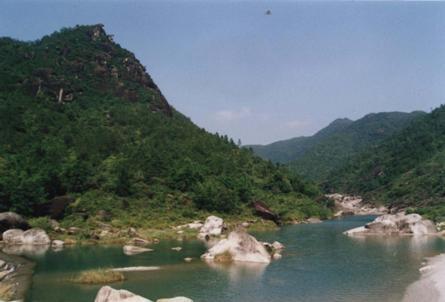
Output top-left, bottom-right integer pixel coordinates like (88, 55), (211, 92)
(250, 112), (424, 181)
(326, 106), (445, 221)
(248, 118), (353, 164)
(0, 24), (329, 227)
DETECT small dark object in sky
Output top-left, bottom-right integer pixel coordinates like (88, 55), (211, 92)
(265, 10), (272, 15)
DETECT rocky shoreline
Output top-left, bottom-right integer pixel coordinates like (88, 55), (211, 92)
(325, 193), (388, 217)
(0, 250), (34, 302)
(403, 253), (445, 302)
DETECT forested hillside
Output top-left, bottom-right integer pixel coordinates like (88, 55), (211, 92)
(326, 105), (445, 220)
(250, 112), (424, 181)
(248, 118), (353, 163)
(0, 25), (329, 226)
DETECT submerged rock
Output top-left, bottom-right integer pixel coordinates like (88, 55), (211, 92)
(111, 266), (160, 272)
(198, 216), (224, 239)
(157, 297), (193, 302)
(94, 286), (152, 302)
(344, 213), (437, 236)
(123, 245), (153, 256)
(201, 230), (271, 264)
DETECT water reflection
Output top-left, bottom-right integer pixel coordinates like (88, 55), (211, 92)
(347, 234), (445, 264)
(205, 260), (267, 282)
(2, 244), (50, 257)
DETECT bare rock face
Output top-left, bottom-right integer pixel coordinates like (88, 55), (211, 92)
(198, 216), (224, 239)
(94, 286), (152, 302)
(344, 213), (437, 236)
(201, 231), (271, 264)
(0, 212), (30, 237)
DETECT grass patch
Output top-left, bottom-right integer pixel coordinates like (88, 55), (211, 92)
(70, 269), (125, 284)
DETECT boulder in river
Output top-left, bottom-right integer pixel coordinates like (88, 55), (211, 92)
(94, 286), (152, 302)
(123, 245), (153, 256)
(344, 213), (437, 236)
(201, 230), (271, 264)
(2, 228), (50, 245)
(198, 216), (224, 239)
(0, 212), (30, 237)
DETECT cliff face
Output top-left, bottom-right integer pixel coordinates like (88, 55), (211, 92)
(0, 24), (172, 116)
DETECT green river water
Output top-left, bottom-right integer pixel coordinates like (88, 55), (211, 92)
(23, 215), (445, 302)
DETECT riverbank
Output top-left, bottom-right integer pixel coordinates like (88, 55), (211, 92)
(403, 253), (445, 302)
(0, 250), (34, 301)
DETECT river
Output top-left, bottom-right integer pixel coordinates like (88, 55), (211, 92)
(25, 215), (445, 302)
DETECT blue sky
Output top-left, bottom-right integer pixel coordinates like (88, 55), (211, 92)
(1, 1), (444, 144)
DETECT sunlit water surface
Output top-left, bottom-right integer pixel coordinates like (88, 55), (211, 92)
(25, 216), (445, 302)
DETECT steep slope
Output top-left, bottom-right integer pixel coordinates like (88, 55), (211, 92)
(0, 25), (328, 225)
(248, 118), (353, 163)
(289, 111), (425, 181)
(326, 105), (445, 220)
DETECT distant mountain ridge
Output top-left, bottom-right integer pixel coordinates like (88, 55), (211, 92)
(247, 118), (353, 164)
(326, 105), (445, 220)
(248, 111), (426, 181)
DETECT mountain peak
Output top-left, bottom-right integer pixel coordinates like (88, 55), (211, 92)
(0, 24), (173, 116)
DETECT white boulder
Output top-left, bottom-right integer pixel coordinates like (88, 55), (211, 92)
(198, 216), (224, 239)
(201, 231), (271, 264)
(187, 221), (203, 230)
(3, 228), (50, 245)
(94, 286), (152, 302)
(2, 229), (25, 245)
(272, 241), (285, 250)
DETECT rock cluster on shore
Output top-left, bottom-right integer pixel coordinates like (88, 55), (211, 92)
(3, 228), (50, 245)
(198, 216), (225, 239)
(94, 286), (193, 302)
(326, 193), (388, 216)
(0, 251), (34, 302)
(344, 213), (437, 236)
